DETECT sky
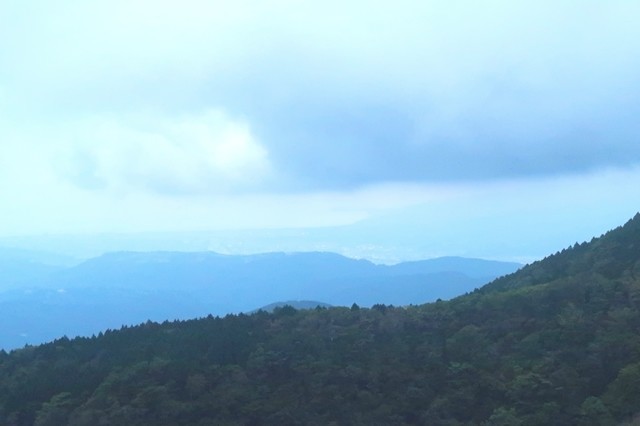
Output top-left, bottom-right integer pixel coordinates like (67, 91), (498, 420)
(1, 1), (640, 261)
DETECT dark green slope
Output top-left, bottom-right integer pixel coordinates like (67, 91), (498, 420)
(1, 214), (640, 425)
(483, 212), (640, 292)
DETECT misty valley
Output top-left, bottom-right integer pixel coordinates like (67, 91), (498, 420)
(0, 251), (519, 350)
(4, 1), (639, 423)
(0, 214), (640, 424)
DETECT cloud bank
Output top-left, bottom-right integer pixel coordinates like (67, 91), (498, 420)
(1, 0), (639, 244)
(2, 0), (639, 191)
(55, 110), (272, 194)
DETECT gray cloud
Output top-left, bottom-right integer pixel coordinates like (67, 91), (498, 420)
(2, 0), (640, 191)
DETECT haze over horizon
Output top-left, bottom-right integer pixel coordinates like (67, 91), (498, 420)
(2, 1), (639, 262)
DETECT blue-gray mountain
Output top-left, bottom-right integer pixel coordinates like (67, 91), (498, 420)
(0, 248), (78, 290)
(0, 251), (520, 350)
(254, 300), (333, 313)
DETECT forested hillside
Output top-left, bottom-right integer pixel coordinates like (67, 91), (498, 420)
(1, 214), (640, 425)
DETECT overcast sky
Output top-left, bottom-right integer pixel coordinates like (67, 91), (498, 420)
(1, 1), (639, 260)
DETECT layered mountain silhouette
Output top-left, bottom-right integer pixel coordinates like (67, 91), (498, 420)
(1, 214), (639, 424)
(0, 248), (76, 290)
(0, 251), (519, 350)
(253, 300), (333, 312)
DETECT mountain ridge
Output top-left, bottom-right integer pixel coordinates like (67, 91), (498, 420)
(482, 212), (640, 293)
(1, 214), (640, 424)
(0, 252), (519, 350)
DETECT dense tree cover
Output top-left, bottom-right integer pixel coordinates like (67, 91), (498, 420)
(1, 214), (640, 425)
(484, 213), (640, 292)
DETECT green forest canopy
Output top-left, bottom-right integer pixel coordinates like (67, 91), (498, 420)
(1, 213), (640, 425)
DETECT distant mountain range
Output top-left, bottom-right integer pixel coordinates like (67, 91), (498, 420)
(2, 214), (639, 424)
(0, 248), (78, 290)
(254, 300), (333, 313)
(0, 251), (520, 349)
